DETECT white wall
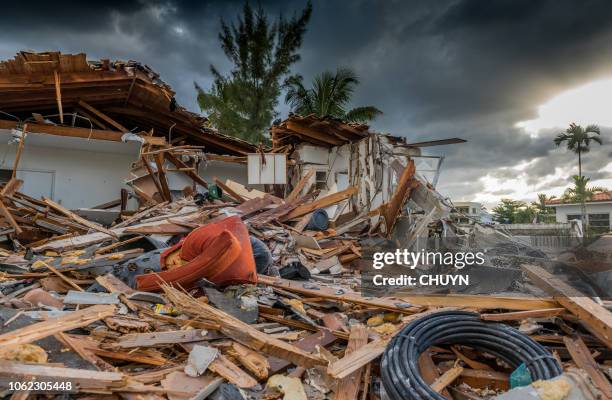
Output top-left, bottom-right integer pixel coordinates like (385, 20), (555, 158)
(199, 160), (255, 188)
(553, 202), (612, 228)
(0, 130), (140, 209)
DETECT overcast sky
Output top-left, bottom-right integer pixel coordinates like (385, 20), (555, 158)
(2, 0), (612, 207)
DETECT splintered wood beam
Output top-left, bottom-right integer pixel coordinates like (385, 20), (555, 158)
(328, 337), (390, 380)
(258, 275), (420, 313)
(333, 324), (369, 400)
(480, 308), (566, 321)
(54, 70), (63, 124)
(379, 159), (418, 236)
(165, 152), (208, 188)
(0, 198), (22, 234)
(431, 365), (463, 393)
(43, 197), (119, 239)
(153, 153), (172, 201)
(522, 264), (612, 348)
(0, 305), (116, 347)
(141, 155), (165, 201)
(76, 107), (111, 130)
(287, 169), (314, 202)
(564, 336), (612, 398)
(78, 99), (128, 132)
(163, 286), (326, 369)
(0, 119), (123, 142)
(284, 121), (345, 146)
(283, 186), (358, 220)
(213, 177), (244, 203)
(0, 361), (125, 392)
(1, 178), (23, 197)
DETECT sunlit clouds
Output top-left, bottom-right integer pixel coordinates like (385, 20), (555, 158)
(516, 78), (612, 135)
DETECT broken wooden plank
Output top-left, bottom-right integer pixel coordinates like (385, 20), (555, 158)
(117, 329), (211, 348)
(43, 197), (118, 239)
(78, 99), (128, 132)
(42, 261), (84, 292)
(480, 308), (566, 321)
(225, 341), (270, 380)
(522, 264), (612, 348)
(0, 361), (125, 393)
(284, 186), (358, 220)
(153, 153), (172, 202)
(213, 177), (245, 203)
(0, 178), (23, 197)
(431, 365), (463, 393)
(328, 336), (389, 380)
(141, 155), (165, 201)
(258, 275), (419, 313)
(0, 197), (22, 234)
(378, 159), (418, 236)
(54, 71), (63, 124)
(268, 330), (337, 374)
(334, 324), (369, 400)
(287, 169), (314, 202)
(0, 305), (116, 347)
(163, 286), (325, 369)
(563, 335), (612, 398)
(113, 201), (169, 229)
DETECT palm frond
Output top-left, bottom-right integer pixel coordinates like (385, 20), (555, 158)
(344, 106), (383, 123)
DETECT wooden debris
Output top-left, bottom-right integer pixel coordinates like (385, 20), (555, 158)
(333, 324), (368, 400)
(523, 263), (612, 347)
(0, 305), (116, 347)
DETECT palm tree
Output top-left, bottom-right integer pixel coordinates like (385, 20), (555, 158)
(562, 175), (606, 203)
(563, 175), (606, 234)
(532, 193), (555, 222)
(284, 68), (382, 123)
(554, 123), (602, 178)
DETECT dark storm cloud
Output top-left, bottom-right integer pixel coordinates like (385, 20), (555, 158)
(1, 0), (612, 203)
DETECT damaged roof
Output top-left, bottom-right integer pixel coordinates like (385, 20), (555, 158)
(270, 113), (372, 148)
(0, 51), (256, 155)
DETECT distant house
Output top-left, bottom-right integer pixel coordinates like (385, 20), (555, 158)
(451, 201), (489, 224)
(546, 192), (612, 233)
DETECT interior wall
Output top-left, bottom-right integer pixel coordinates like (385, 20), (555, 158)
(0, 130), (140, 209)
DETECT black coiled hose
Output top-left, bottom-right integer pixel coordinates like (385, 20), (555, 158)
(381, 311), (562, 400)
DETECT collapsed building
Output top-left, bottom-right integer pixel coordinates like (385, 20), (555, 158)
(0, 52), (610, 400)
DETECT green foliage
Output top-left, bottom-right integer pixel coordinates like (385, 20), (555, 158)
(531, 193), (556, 223)
(284, 67), (383, 123)
(492, 199), (539, 224)
(562, 175), (606, 203)
(196, 1), (312, 143)
(492, 199), (526, 224)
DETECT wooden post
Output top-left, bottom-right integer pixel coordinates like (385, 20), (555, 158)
(54, 71), (63, 124)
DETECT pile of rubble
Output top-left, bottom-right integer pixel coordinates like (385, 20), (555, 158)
(0, 153), (609, 399)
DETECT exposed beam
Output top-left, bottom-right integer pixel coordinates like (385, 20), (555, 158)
(0, 119), (163, 146)
(285, 121), (344, 146)
(153, 153), (172, 201)
(0, 119), (123, 141)
(105, 107), (253, 155)
(53, 70), (63, 124)
(78, 99), (128, 132)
